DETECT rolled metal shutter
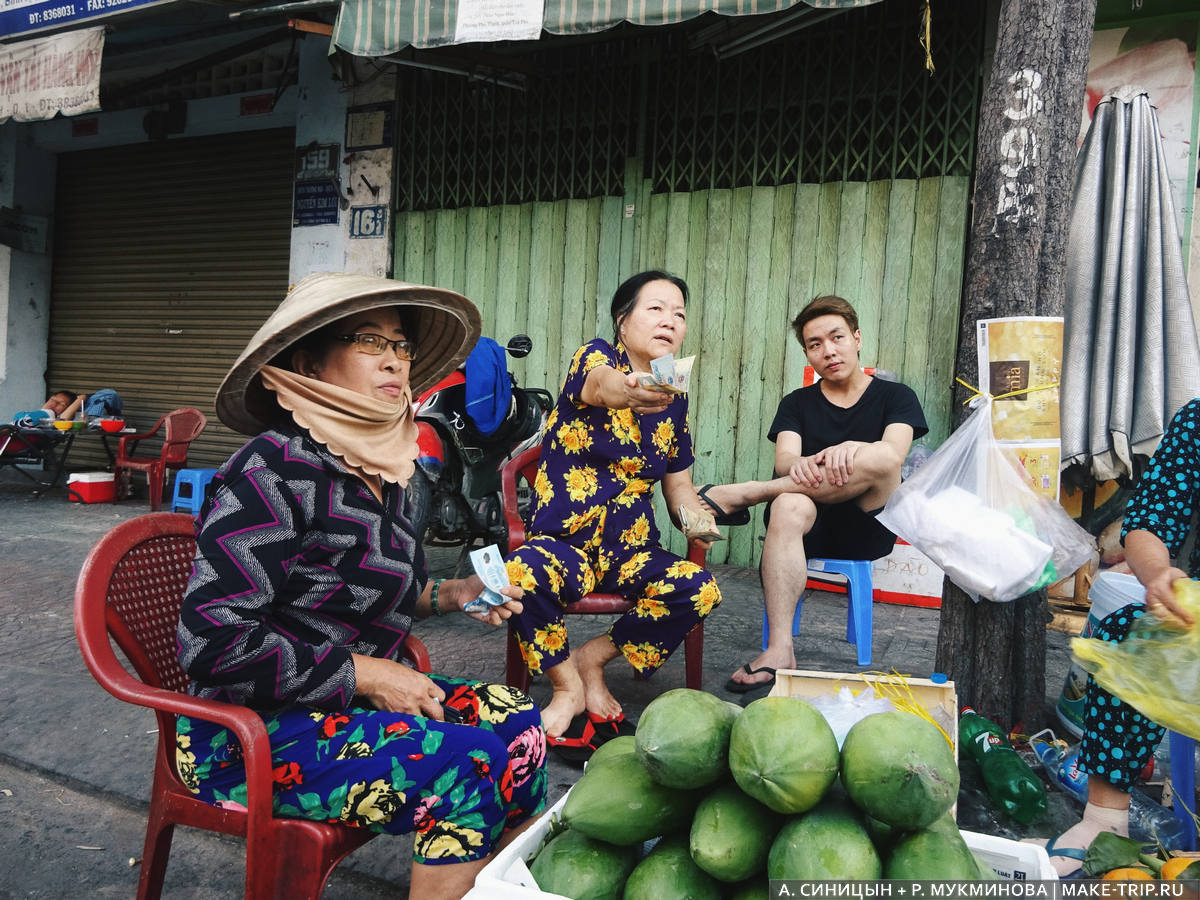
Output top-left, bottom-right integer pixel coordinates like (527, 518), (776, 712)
(48, 128), (294, 471)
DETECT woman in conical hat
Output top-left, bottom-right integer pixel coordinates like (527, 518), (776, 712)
(177, 273), (547, 900)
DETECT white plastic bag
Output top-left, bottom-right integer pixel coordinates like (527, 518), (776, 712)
(878, 398), (1095, 602)
(806, 686), (895, 748)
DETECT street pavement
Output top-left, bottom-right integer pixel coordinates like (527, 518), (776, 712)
(0, 469), (1086, 898)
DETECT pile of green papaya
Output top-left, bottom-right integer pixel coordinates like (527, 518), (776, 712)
(529, 688), (998, 899)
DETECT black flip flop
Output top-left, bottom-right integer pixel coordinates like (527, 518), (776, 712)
(724, 663), (776, 694)
(697, 484), (751, 526)
(549, 712), (636, 766)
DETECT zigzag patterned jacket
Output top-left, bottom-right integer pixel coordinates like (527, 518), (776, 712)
(176, 426), (425, 713)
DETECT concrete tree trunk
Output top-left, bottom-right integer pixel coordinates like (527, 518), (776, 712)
(934, 0), (1097, 729)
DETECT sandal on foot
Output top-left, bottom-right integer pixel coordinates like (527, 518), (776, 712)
(549, 712), (635, 766)
(698, 484), (751, 526)
(586, 711), (636, 740)
(1042, 836), (1087, 878)
(724, 663), (776, 694)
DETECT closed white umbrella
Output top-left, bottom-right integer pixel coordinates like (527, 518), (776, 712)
(1061, 88), (1200, 483)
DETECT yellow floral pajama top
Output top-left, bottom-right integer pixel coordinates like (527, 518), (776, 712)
(505, 338), (722, 677)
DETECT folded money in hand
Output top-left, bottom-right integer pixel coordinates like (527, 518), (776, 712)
(679, 505), (725, 542)
(464, 544), (511, 613)
(637, 353), (695, 395)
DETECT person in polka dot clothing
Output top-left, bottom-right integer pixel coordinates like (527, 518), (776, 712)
(1042, 399), (1197, 876)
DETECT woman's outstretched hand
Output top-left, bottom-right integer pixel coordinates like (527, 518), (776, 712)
(352, 653), (446, 718)
(445, 575), (525, 626)
(622, 373), (672, 415)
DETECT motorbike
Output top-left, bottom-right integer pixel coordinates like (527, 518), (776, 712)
(411, 334), (554, 564)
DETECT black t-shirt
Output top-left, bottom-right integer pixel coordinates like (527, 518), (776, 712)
(768, 378), (929, 455)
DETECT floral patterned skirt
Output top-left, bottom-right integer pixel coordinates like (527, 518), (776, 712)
(175, 675), (547, 865)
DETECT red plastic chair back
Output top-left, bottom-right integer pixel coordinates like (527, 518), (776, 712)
(114, 408), (208, 511)
(74, 512), (429, 899)
(499, 445), (706, 691)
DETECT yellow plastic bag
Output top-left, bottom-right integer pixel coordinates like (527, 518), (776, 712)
(1071, 579), (1200, 741)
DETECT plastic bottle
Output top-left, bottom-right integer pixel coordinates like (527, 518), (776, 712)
(959, 707), (1048, 824)
(1128, 787), (1187, 850)
(1030, 730), (1088, 804)
(902, 444), (934, 480)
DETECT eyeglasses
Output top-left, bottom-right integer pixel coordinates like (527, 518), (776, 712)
(336, 333), (418, 361)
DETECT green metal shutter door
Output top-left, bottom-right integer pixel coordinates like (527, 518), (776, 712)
(47, 128), (295, 472)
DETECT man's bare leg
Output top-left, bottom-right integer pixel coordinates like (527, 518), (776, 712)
(728, 493), (816, 688)
(702, 441), (903, 515)
(723, 442), (904, 689)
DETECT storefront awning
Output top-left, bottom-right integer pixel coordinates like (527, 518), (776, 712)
(333, 0), (884, 59)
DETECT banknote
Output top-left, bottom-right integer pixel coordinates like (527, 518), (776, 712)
(463, 544), (510, 612)
(637, 353), (695, 395)
(679, 505), (725, 542)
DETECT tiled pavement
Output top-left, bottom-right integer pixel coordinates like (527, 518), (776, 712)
(0, 471), (1080, 898)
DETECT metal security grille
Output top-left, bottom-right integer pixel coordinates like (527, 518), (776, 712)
(395, 41), (636, 211)
(394, 0), (983, 211)
(649, 1), (983, 191)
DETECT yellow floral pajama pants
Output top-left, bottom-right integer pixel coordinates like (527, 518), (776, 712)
(505, 536), (721, 677)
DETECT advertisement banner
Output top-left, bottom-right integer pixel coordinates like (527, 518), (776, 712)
(0, 25), (103, 122)
(0, 0), (166, 41)
(976, 316), (1064, 442)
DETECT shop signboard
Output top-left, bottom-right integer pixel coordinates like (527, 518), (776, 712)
(0, 25), (103, 122)
(293, 180), (339, 227)
(0, 206), (48, 253)
(0, 0), (169, 41)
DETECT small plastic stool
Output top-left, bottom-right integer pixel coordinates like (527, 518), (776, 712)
(171, 468), (217, 515)
(762, 557), (874, 666)
(1169, 730), (1197, 851)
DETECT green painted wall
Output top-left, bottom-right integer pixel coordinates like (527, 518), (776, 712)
(394, 174), (969, 566)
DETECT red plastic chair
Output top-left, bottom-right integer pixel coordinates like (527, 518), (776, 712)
(74, 512), (432, 899)
(499, 445), (706, 692)
(114, 408), (207, 511)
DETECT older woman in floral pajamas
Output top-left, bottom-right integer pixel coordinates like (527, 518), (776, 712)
(505, 270), (723, 742)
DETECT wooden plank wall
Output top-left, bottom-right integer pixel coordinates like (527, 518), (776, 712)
(394, 175), (969, 566)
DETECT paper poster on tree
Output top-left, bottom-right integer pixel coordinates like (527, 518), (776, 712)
(1001, 441), (1063, 502)
(976, 317), (1064, 442)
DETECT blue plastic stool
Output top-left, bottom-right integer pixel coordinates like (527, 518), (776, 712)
(1170, 731), (1197, 851)
(762, 557), (874, 666)
(171, 468), (217, 515)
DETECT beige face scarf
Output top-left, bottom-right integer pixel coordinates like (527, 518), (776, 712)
(259, 365), (418, 488)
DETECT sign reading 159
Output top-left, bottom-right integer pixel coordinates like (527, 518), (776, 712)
(295, 143), (339, 181)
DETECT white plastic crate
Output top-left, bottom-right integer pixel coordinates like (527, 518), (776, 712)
(463, 791), (571, 900)
(465, 791), (1057, 897)
(962, 830), (1057, 881)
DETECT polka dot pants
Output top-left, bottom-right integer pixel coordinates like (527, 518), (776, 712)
(1080, 604), (1164, 791)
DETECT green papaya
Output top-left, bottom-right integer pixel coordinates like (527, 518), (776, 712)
(689, 781), (781, 882)
(884, 813), (981, 879)
(768, 796), (882, 880)
(840, 711), (959, 830)
(588, 734), (637, 769)
(622, 834), (721, 900)
(728, 697), (839, 814)
(529, 827), (638, 900)
(563, 753), (702, 845)
(635, 688), (738, 789)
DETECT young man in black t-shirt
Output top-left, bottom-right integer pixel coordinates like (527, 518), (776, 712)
(700, 296), (927, 692)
